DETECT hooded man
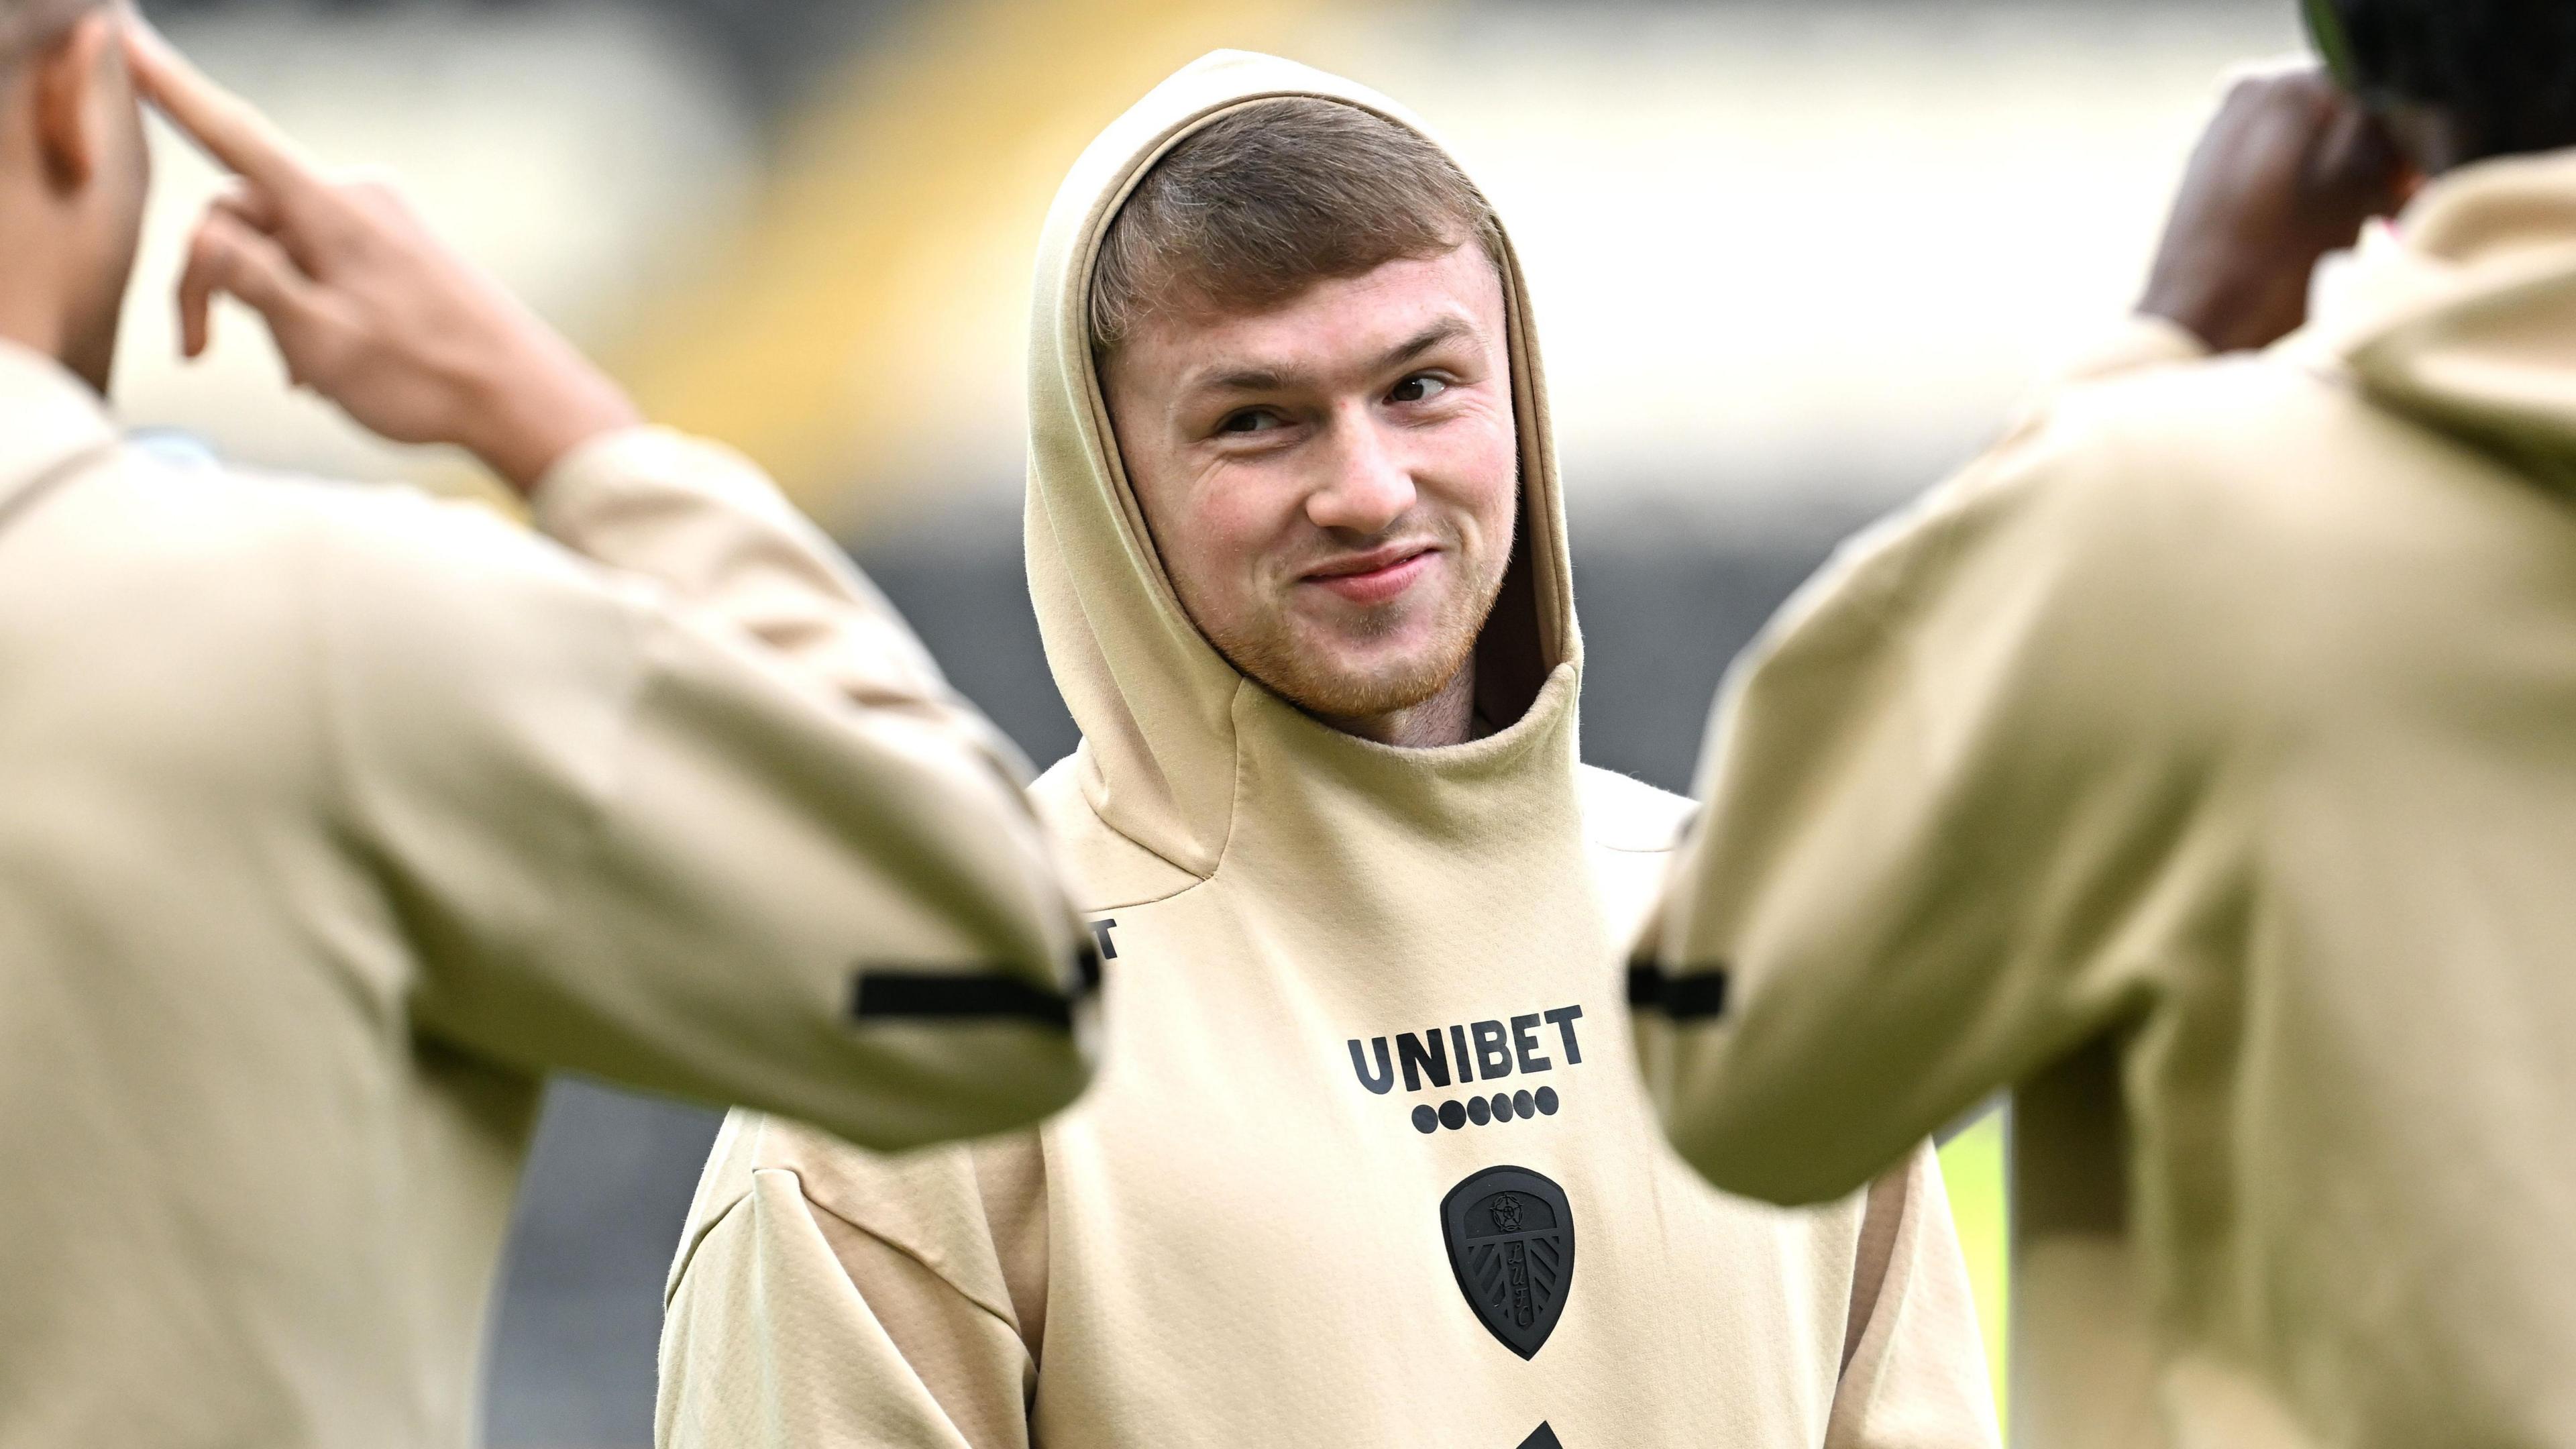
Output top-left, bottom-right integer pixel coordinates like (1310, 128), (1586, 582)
(0, 16), (1091, 1447)
(1633, 4), (2576, 1446)
(656, 52), (1996, 1448)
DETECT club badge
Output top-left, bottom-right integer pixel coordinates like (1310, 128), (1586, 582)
(1440, 1165), (1574, 1360)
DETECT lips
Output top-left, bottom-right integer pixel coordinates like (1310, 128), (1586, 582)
(1302, 546), (1438, 606)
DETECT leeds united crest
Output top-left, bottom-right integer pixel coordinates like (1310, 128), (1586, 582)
(1440, 1165), (1574, 1359)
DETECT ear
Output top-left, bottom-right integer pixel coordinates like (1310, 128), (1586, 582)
(30, 10), (120, 193)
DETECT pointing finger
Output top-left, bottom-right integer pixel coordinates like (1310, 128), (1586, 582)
(121, 17), (323, 206)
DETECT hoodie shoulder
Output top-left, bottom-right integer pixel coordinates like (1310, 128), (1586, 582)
(1576, 766), (1693, 941)
(1576, 765), (1694, 854)
(668, 1110), (1025, 1330)
(1031, 753), (1205, 910)
(1953, 347), (2367, 573)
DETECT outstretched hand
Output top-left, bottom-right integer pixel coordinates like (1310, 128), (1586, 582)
(123, 20), (640, 494)
(2139, 66), (2413, 355)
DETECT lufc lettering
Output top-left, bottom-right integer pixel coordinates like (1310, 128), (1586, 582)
(1347, 1006), (1585, 1136)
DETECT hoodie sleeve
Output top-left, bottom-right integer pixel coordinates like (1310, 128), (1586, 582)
(1632, 375), (2235, 1205)
(527, 427), (1037, 788)
(659, 1116), (1041, 1449)
(315, 473), (1090, 1155)
(1825, 1145), (2002, 1449)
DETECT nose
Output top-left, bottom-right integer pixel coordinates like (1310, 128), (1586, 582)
(1304, 411), (1417, 536)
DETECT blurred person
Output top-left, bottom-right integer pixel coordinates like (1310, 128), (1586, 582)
(0, 11), (1097, 1447)
(654, 54), (1996, 1449)
(1633, 3), (2576, 1446)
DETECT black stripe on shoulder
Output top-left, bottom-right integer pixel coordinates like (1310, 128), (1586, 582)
(1626, 959), (1731, 1022)
(851, 969), (1074, 1030)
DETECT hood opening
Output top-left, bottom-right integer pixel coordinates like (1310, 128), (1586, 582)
(1076, 89), (1564, 739)
(1473, 486), (1550, 731)
(1025, 52), (1582, 874)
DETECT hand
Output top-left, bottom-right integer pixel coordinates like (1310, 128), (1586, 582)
(122, 21), (641, 494)
(2139, 66), (2413, 355)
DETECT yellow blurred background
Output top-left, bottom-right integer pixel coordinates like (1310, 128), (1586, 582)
(118, 1), (2302, 1442)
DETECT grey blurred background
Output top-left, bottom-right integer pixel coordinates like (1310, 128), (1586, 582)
(119, 1), (2302, 1443)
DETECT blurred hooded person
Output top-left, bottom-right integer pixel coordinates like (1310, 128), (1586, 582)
(0, 12), (1093, 1448)
(655, 52), (1996, 1449)
(1634, 3), (2576, 1446)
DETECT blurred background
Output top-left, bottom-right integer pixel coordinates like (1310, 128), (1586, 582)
(119, 0), (2303, 1443)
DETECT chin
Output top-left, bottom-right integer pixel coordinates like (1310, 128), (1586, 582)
(1264, 635), (1469, 720)
(1206, 576), (1501, 723)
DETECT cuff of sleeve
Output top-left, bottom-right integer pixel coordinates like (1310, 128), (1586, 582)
(530, 425), (794, 546)
(2058, 314), (2211, 386)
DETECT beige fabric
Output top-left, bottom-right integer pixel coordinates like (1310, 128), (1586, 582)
(0, 345), (1089, 1449)
(659, 50), (1995, 1448)
(1638, 150), (2576, 1448)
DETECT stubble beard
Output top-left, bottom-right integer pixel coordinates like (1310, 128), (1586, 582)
(1205, 545), (1507, 722)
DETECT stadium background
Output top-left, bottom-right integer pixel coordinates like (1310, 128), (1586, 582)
(120, 1), (2300, 1442)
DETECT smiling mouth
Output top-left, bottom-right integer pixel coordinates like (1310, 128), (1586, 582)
(1302, 546), (1438, 606)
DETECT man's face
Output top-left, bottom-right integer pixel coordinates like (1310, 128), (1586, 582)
(1101, 244), (1519, 724)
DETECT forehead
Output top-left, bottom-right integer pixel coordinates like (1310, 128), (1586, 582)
(1109, 245), (1507, 403)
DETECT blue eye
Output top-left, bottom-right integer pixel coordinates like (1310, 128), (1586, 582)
(1390, 375), (1449, 404)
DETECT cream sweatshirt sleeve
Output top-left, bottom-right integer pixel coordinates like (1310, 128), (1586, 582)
(313, 464), (1088, 1155)
(527, 428), (1035, 786)
(1633, 331), (2235, 1204)
(1826, 1146), (2002, 1449)
(659, 1116), (1042, 1449)
(533, 433), (1071, 1446)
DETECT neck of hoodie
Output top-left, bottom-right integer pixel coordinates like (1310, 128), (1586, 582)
(1303, 652), (1480, 749)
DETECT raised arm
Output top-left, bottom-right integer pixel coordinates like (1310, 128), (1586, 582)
(308, 477), (1087, 1149)
(127, 14), (1033, 806)
(129, 23), (1092, 1148)
(1631, 388), (2226, 1203)
(1631, 66), (2398, 1205)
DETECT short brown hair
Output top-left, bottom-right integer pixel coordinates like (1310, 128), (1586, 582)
(1090, 97), (1503, 352)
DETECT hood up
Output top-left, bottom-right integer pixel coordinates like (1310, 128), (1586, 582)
(1022, 51), (1577, 880)
(2322, 148), (2576, 486)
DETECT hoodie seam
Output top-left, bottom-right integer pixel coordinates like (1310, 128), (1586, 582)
(1210, 675), (1252, 883)
(662, 1184), (753, 1310)
(1079, 873), (1211, 912)
(793, 1173), (1026, 1338)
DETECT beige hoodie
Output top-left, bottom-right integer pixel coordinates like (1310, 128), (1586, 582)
(657, 51), (1995, 1449)
(1635, 151), (2576, 1448)
(0, 346), (1089, 1449)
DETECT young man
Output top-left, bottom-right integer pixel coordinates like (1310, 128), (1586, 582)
(1635, 3), (2576, 1445)
(0, 13), (1091, 1448)
(655, 54), (1996, 1448)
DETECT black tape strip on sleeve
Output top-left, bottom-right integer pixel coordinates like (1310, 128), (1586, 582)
(851, 969), (1075, 1030)
(1626, 959), (1731, 1022)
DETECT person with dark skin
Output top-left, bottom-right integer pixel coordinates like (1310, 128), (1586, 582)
(1636, 3), (2576, 1445)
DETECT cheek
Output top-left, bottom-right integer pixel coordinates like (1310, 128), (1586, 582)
(1427, 410), (1521, 548)
(1159, 470), (1301, 621)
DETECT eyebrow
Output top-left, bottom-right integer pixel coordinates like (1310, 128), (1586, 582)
(1191, 316), (1479, 397)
